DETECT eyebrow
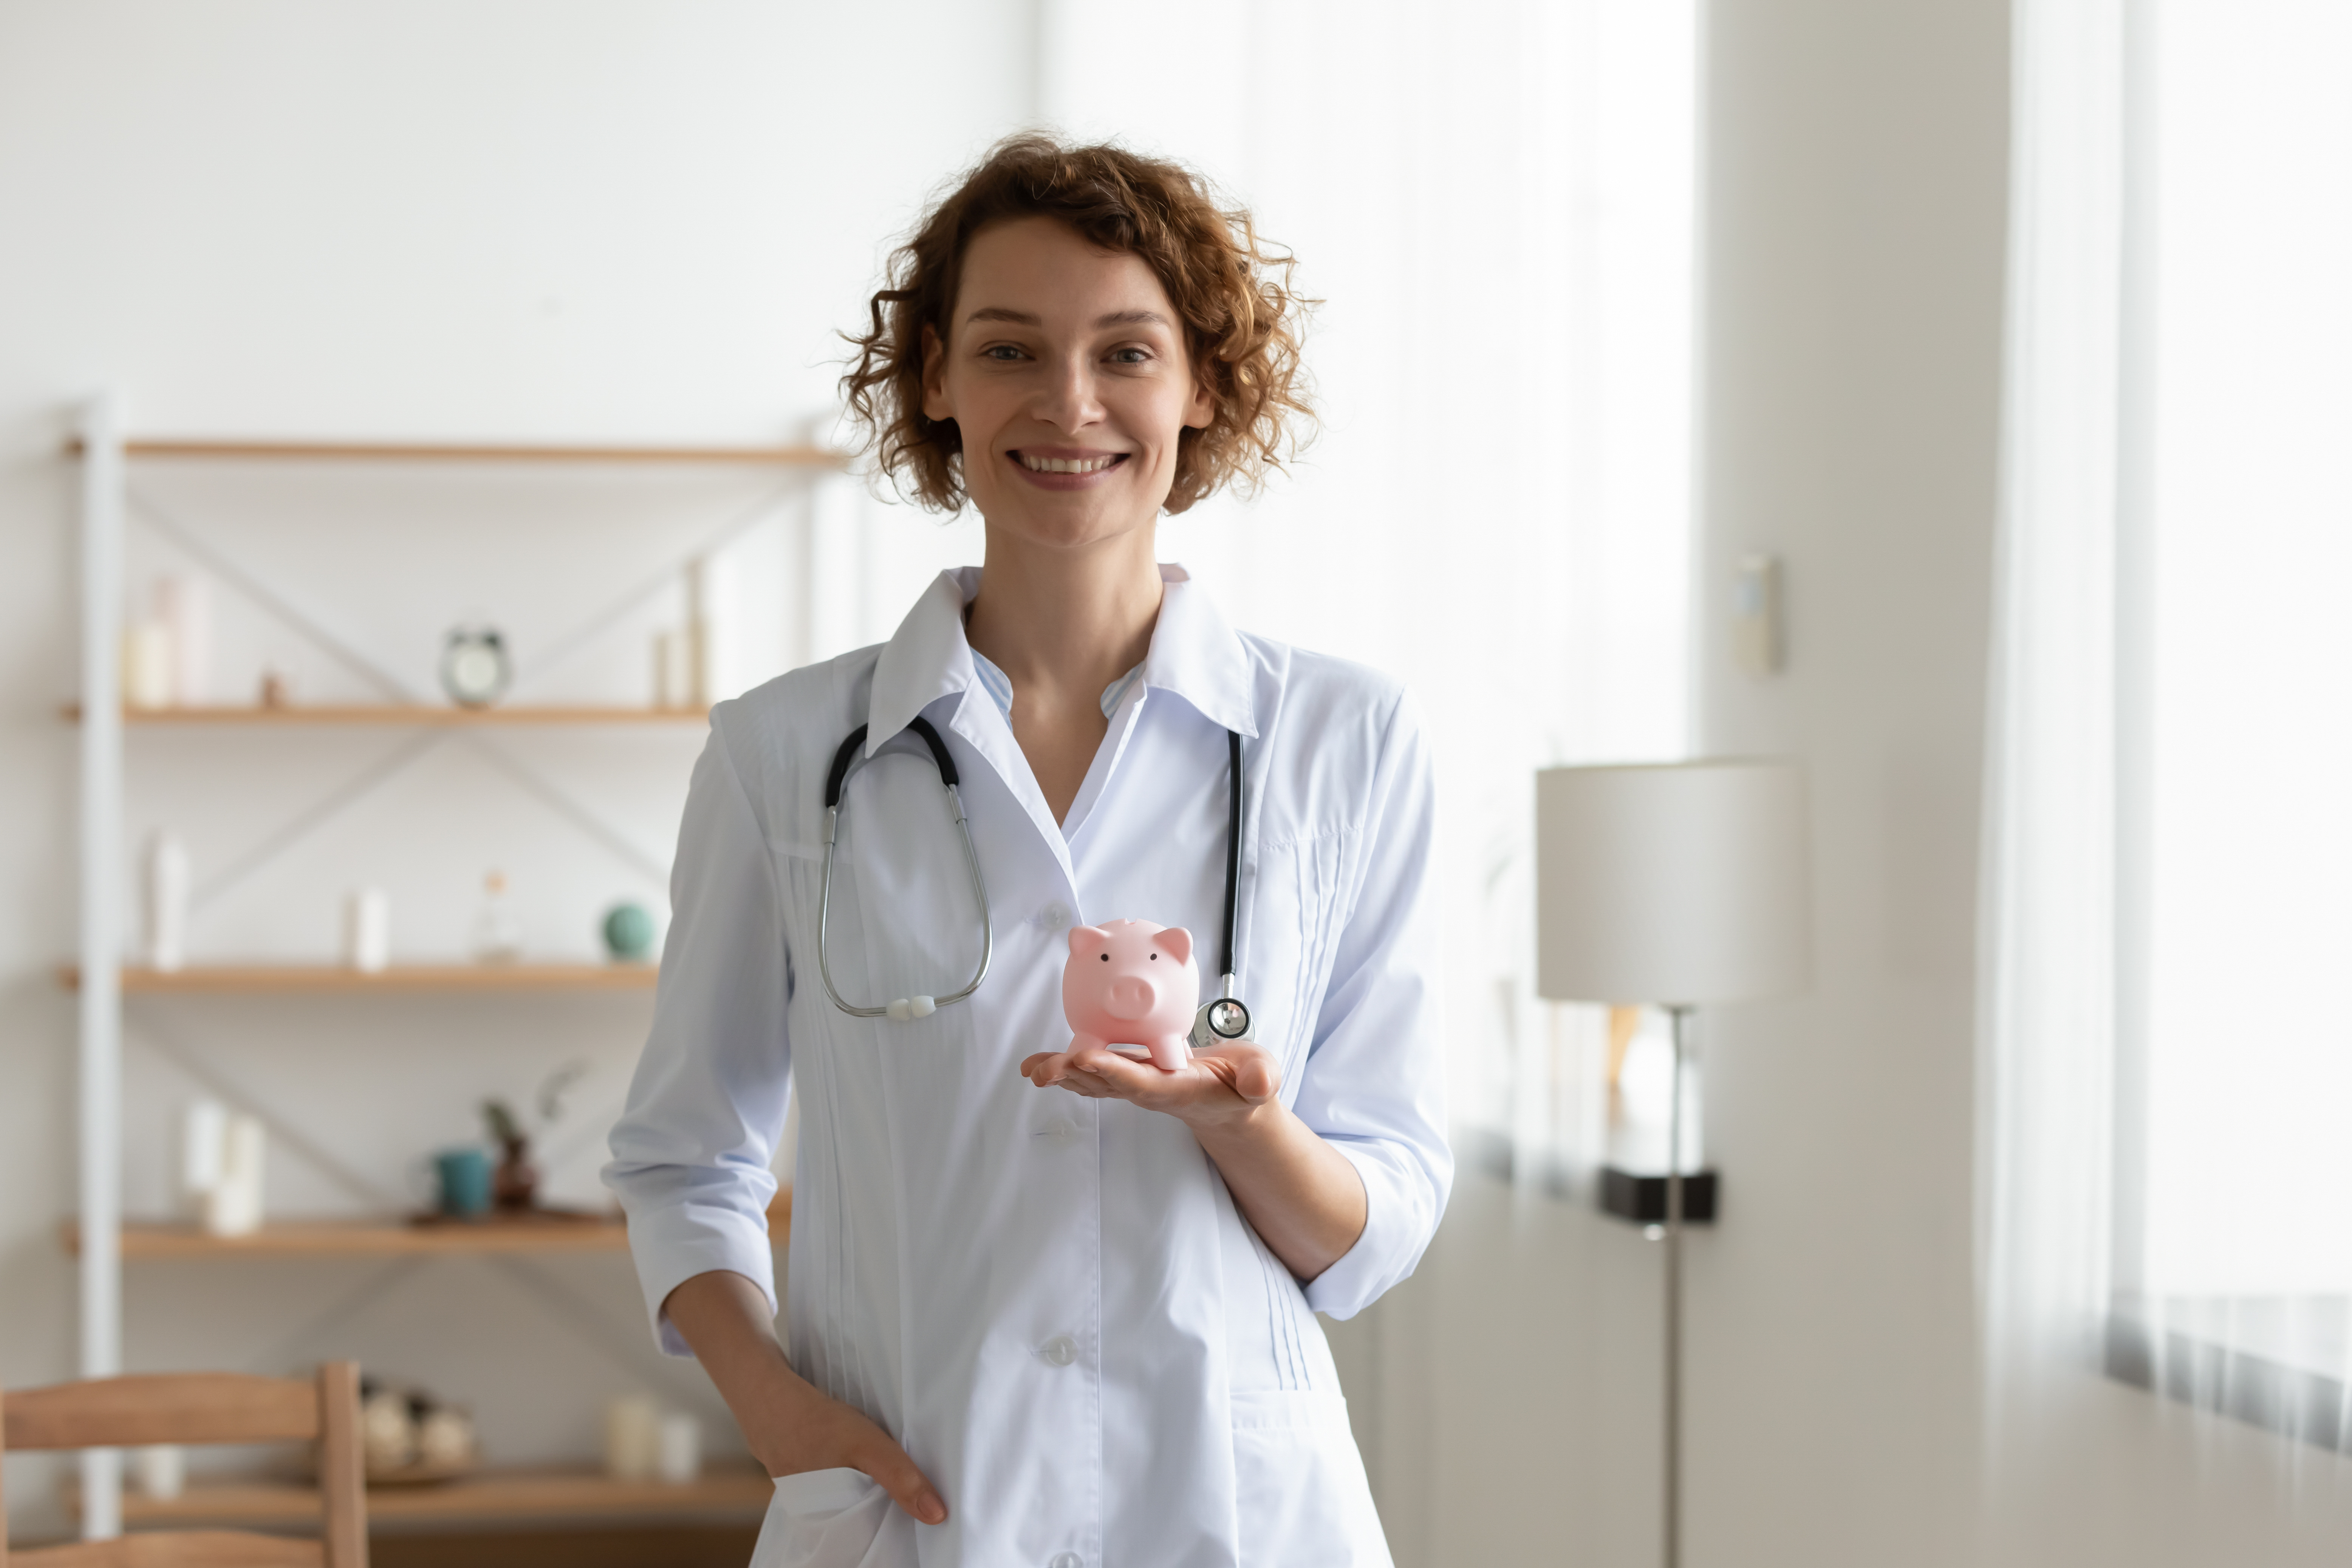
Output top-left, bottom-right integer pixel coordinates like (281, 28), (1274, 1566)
(963, 307), (1173, 330)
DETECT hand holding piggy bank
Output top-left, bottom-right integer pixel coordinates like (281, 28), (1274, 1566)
(1063, 919), (1198, 1072)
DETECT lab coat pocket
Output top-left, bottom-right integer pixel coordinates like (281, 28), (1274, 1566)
(749, 1467), (907, 1568)
(1229, 1389), (1391, 1568)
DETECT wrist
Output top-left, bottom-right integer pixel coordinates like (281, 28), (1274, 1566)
(738, 1356), (822, 1474)
(1184, 1091), (1284, 1145)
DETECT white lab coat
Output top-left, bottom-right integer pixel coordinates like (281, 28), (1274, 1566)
(605, 565), (1450, 1568)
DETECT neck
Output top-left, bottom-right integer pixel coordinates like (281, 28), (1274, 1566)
(965, 523), (1164, 699)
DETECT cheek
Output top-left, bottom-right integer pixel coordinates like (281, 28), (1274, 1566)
(1125, 386), (1196, 464)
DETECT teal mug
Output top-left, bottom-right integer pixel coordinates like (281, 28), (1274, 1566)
(435, 1147), (494, 1218)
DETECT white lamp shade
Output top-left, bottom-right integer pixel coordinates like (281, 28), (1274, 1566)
(1535, 760), (1811, 1006)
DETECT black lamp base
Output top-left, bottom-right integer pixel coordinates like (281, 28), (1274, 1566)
(1599, 1166), (1719, 1226)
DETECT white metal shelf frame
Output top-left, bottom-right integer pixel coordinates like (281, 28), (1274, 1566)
(77, 396), (127, 1539)
(71, 404), (847, 1540)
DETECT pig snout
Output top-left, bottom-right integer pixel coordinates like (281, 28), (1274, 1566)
(1105, 975), (1158, 1020)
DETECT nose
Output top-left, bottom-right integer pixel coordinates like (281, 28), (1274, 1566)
(1034, 353), (1105, 432)
(1105, 975), (1156, 1021)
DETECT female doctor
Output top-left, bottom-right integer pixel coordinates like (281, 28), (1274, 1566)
(605, 136), (1450, 1568)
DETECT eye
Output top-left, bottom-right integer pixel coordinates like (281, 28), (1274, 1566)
(1099, 953), (1108, 961)
(1108, 347), (1150, 364)
(1148, 952), (1157, 960)
(983, 344), (1025, 361)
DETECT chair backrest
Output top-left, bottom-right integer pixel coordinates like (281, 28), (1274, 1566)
(0, 1364), (365, 1568)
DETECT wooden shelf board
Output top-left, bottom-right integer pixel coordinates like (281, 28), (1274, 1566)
(63, 703), (710, 728)
(62, 1193), (788, 1260)
(64, 435), (849, 468)
(68, 1464), (775, 1529)
(58, 963), (659, 994)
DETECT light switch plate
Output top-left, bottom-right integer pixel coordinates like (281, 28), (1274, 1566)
(1732, 553), (1783, 676)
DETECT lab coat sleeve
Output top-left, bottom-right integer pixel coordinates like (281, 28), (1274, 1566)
(602, 710), (792, 1356)
(1293, 687), (1452, 1319)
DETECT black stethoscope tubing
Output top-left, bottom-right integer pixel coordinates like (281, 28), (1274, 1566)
(817, 717), (993, 1020)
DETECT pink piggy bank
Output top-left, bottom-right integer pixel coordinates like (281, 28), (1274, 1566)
(1063, 919), (1199, 1072)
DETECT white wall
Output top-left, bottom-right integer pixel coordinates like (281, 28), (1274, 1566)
(0, 2), (1023, 1539)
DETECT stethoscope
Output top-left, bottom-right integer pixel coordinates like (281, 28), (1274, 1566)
(816, 718), (1256, 1053)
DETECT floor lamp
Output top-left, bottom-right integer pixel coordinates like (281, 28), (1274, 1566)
(1534, 761), (1810, 1568)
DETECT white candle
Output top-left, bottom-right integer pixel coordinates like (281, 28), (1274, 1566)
(657, 1413), (701, 1484)
(345, 888), (390, 973)
(203, 1115), (265, 1237)
(605, 1396), (661, 1481)
(123, 622), (173, 709)
(156, 574), (212, 706)
(134, 1444), (184, 1500)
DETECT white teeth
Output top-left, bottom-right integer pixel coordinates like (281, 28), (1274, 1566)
(1020, 454), (1120, 474)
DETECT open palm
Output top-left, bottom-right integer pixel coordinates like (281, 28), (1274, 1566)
(1020, 1040), (1280, 1130)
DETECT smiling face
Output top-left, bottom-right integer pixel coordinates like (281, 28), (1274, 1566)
(921, 217), (1215, 550)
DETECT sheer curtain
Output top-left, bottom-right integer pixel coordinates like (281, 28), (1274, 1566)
(1978, 0), (2128, 1429)
(1039, 0), (1698, 1188)
(1985, 0), (2352, 1459)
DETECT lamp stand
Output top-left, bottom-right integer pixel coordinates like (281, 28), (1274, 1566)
(1663, 1002), (1691, 1568)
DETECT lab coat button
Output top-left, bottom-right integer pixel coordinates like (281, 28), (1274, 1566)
(1040, 1334), (1078, 1367)
(1049, 1555), (1083, 1568)
(1039, 902), (1071, 932)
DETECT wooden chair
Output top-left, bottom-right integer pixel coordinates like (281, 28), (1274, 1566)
(1, 1364), (365, 1566)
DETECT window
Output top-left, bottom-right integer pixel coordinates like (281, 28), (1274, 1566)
(1980, 0), (2352, 1454)
(2108, 0), (2352, 1440)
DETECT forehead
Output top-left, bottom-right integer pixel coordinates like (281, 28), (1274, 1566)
(952, 217), (1179, 327)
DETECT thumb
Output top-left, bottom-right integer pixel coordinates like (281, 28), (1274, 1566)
(1222, 1042), (1279, 1102)
(854, 1430), (947, 1525)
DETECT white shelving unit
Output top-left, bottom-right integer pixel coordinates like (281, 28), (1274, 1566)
(67, 399), (840, 1539)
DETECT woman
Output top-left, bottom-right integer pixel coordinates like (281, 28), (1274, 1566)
(605, 136), (1449, 1568)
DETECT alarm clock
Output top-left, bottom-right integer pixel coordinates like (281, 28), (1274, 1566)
(439, 627), (511, 707)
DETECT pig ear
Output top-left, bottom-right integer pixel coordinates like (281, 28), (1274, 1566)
(1152, 926), (1193, 966)
(1069, 925), (1111, 958)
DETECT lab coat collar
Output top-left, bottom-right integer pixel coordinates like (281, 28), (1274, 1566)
(864, 567), (985, 757)
(863, 562), (1257, 754)
(1141, 564), (1259, 740)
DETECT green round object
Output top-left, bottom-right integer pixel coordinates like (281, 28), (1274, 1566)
(602, 901), (656, 963)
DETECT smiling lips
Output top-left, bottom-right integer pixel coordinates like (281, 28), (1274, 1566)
(1014, 449), (1128, 478)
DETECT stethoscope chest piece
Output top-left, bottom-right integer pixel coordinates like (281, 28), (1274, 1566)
(1189, 992), (1253, 1052)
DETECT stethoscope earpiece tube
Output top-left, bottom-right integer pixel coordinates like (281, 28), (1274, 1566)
(1219, 727), (1242, 991)
(817, 717), (991, 1020)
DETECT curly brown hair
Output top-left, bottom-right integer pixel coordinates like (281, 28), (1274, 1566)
(841, 135), (1315, 517)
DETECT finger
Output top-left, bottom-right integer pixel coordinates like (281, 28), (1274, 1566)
(1021, 1052), (1075, 1087)
(1068, 1048), (1167, 1096)
(853, 1431), (947, 1525)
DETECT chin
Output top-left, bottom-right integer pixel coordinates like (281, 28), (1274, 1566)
(978, 492), (1159, 551)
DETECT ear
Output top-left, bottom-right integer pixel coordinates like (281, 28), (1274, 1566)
(1152, 926), (1193, 967)
(1069, 925), (1111, 958)
(1182, 367), (1215, 430)
(921, 322), (954, 424)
